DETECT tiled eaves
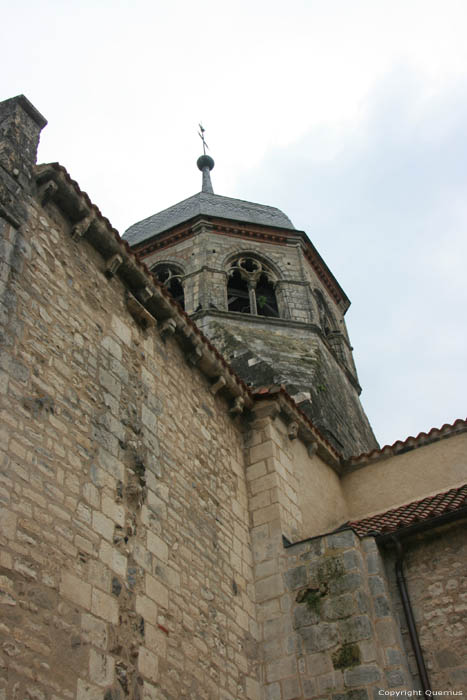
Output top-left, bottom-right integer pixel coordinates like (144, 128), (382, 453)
(34, 162), (253, 412)
(32, 162), (343, 468)
(348, 483), (467, 538)
(344, 417), (467, 471)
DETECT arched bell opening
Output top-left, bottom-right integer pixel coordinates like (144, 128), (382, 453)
(152, 263), (185, 310)
(226, 255), (280, 318)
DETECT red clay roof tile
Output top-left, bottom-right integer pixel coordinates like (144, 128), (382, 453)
(349, 484), (467, 536)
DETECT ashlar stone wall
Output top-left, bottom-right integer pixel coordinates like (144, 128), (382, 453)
(383, 523), (467, 693)
(0, 196), (260, 700)
(244, 406), (410, 700)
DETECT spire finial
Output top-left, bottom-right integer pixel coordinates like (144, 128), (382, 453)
(197, 123), (215, 194)
(198, 123), (208, 155)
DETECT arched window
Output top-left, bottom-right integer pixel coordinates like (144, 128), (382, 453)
(152, 263), (185, 309)
(227, 257), (279, 317)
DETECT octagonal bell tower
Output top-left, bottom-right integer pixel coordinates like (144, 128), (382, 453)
(123, 155), (378, 458)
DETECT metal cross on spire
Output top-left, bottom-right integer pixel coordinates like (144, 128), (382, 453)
(198, 123), (209, 155)
(197, 123), (215, 194)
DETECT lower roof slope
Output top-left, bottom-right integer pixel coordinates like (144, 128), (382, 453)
(349, 483), (467, 537)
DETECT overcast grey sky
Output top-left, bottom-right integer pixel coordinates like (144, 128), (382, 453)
(3, 0), (466, 447)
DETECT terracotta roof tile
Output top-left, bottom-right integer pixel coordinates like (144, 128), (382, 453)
(349, 484), (467, 537)
(346, 418), (467, 466)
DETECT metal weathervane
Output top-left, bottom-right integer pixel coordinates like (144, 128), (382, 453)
(198, 123), (209, 155)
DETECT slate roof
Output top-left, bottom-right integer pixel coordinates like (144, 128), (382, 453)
(123, 191), (296, 246)
(349, 484), (467, 537)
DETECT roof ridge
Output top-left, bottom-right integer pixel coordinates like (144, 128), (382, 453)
(346, 417), (467, 467)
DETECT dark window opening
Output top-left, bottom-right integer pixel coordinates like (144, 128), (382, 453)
(227, 256), (280, 318)
(227, 269), (251, 313)
(256, 273), (279, 317)
(152, 264), (185, 310)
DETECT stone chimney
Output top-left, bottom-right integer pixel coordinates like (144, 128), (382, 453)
(0, 94), (47, 226)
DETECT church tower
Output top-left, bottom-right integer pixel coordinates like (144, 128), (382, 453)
(123, 155), (377, 457)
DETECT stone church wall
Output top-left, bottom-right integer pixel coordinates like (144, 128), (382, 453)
(0, 197), (260, 699)
(383, 523), (467, 693)
(1, 95), (466, 700)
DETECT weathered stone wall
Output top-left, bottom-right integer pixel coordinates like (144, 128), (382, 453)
(0, 195), (260, 699)
(383, 523), (467, 693)
(277, 531), (411, 700)
(197, 314), (377, 458)
(244, 408), (410, 700)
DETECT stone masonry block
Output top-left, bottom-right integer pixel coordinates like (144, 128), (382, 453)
(246, 460), (267, 482)
(60, 571), (91, 609)
(111, 315), (132, 345)
(256, 573), (285, 602)
(252, 503), (281, 527)
(326, 530), (358, 550)
(284, 565), (307, 591)
(266, 655), (297, 682)
(136, 593), (158, 625)
(92, 588), (119, 624)
(92, 510), (114, 541)
(89, 648), (115, 686)
(343, 550), (362, 572)
(249, 472), (277, 496)
(322, 593), (356, 621)
(76, 679), (102, 700)
(81, 613), (108, 649)
(282, 677), (300, 700)
(101, 494), (125, 526)
(306, 651), (333, 676)
(368, 576), (386, 597)
(138, 646), (159, 683)
(250, 441), (275, 464)
(0, 507), (17, 540)
(145, 573), (169, 608)
(147, 531), (169, 563)
(386, 669), (406, 687)
(344, 665), (381, 687)
(374, 595), (391, 618)
(293, 603), (320, 629)
(365, 552), (384, 575)
(299, 622), (339, 653)
(339, 615), (372, 643)
(245, 676), (261, 700)
(265, 683), (281, 700)
(329, 573), (363, 596)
